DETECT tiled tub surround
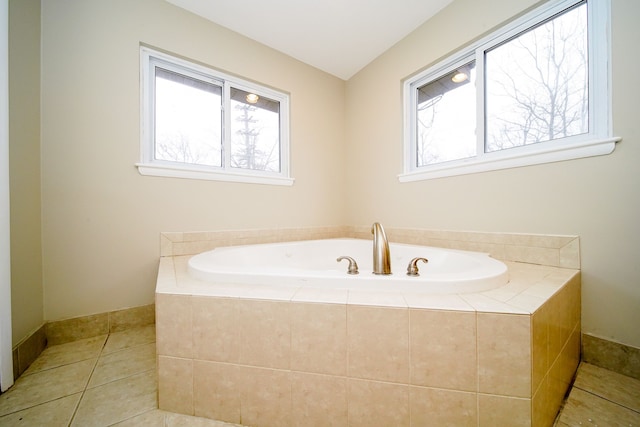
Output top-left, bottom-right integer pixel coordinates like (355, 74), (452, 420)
(156, 227), (581, 427)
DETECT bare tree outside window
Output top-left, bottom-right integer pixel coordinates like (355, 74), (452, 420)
(230, 88), (281, 173)
(401, 0), (613, 182)
(485, 3), (588, 151)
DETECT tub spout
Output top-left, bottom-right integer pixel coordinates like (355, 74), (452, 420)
(371, 222), (391, 275)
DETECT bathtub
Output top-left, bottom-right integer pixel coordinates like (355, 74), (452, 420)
(156, 228), (581, 426)
(187, 238), (509, 294)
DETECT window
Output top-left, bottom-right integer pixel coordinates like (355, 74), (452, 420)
(401, 0), (619, 182)
(138, 47), (292, 185)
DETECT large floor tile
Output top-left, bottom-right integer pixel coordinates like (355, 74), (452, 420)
(0, 359), (95, 416)
(111, 410), (245, 427)
(71, 370), (158, 426)
(558, 387), (640, 426)
(103, 325), (156, 354)
(88, 342), (156, 388)
(22, 335), (107, 376)
(573, 362), (640, 413)
(0, 393), (82, 427)
(111, 409), (166, 426)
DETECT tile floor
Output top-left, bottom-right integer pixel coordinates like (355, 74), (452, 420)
(555, 362), (640, 426)
(0, 325), (638, 426)
(0, 326), (239, 426)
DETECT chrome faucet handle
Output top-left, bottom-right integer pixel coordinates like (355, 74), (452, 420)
(337, 256), (359, 275)
(406, 257), (428, 276)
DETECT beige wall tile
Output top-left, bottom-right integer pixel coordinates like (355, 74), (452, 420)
(290, 302), (347, 376)
(559, 238), (580, 269)
(532, 375), (556, 427)
(548, 284), (576, 363)
(410, 386), (477, 426)
(160, 234), (174, 256)
(347, 290), (408, 308)
(291, 287), (349, 304)
(239, 366), (291, 427)
(478, 394), (531, 427)
(347, 306), (410, 383)
(291, 372), (347, 426)
(155, 294), (192, 358)
(347, 379), (409, 427)
(192, 297), (239, 363)
(403, 293), (474, 311)
(410, 309), (477, 391)
(567, 273), (581, 332)
(533, 326), (580, 427)
(504, 245), (559, 266)
(460, 293), (529, 314)
(158, 356), (193, 416)
(532, 303), (550, 396)
(478, 313), (531, 398)
(193, 361), (241, 424)
(549, 327), (581, 411)
(238, 299), (291, 369)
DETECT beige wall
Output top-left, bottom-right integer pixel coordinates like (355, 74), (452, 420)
(38, 0), (346, 321)
(9, 0), (42, 347)
(346, 0), (640, 349)
(9, 0), (640, 352)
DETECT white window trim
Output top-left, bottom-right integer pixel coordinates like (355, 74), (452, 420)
(400, 0), (620, 182)
(137, 46), (294, 186)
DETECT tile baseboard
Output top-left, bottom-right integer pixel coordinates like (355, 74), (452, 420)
(582, 333), (640, 381)
(45, 304), (155, 346)
(10, 304), (156, 383)
(11, 323), (47, 380)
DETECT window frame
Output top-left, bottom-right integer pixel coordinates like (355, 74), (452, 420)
(400, 0), (620, 182)
(138, 46), (293, 186)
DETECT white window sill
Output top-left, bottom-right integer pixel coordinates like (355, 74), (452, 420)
(136, 163), (295, 186)
(399, 136), (621, 182)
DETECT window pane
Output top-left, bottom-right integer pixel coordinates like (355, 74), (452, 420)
(230, 88), (281, 172)
(154, 67), (222, 166)
(416, 61), (476, 166)
(485, 3), (588, 152)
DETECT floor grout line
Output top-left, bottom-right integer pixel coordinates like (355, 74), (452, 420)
(573, 385), (640, 415)
(67, 335), (109, 426)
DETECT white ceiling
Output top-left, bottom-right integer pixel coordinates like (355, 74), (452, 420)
(165, 0), (454, 80)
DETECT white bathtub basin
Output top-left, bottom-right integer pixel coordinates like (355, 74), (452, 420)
(187, 238), (509, 294)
